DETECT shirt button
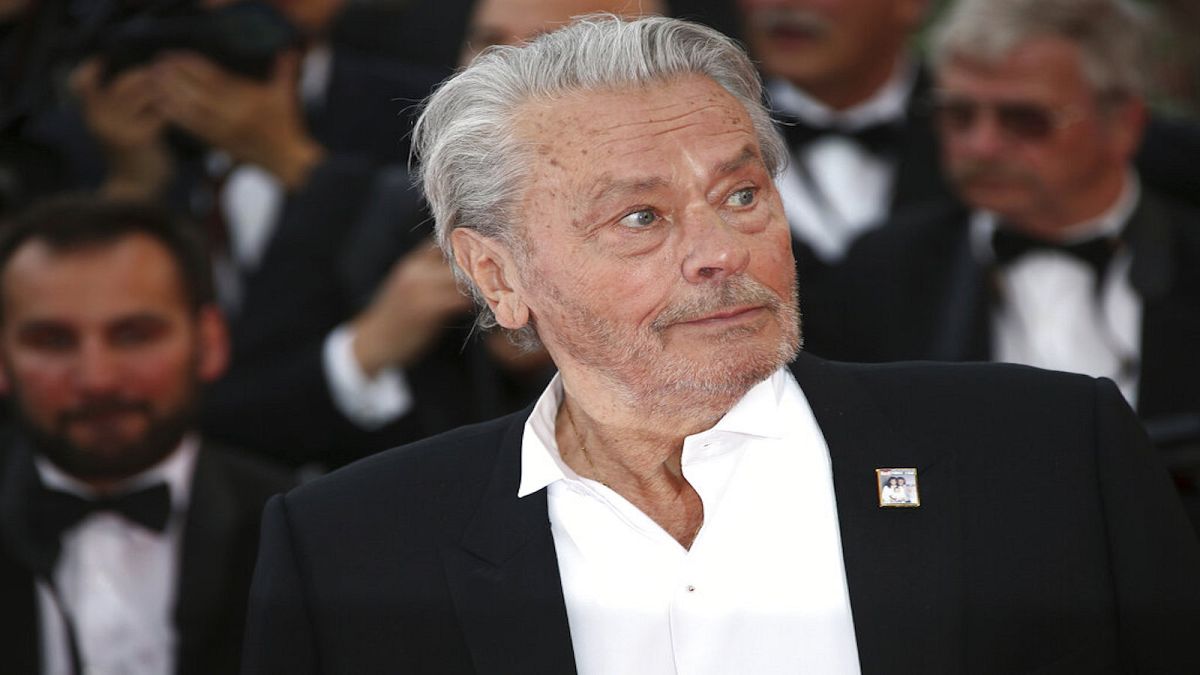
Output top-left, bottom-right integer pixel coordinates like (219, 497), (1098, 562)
(686, 585), (696, 592)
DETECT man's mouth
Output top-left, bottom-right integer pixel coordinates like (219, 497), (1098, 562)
(751, 9), (830, 44)
(677, 305), (766, 326)
(62, 401), (151, 431)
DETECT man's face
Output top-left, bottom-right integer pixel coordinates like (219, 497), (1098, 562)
(460, 0), (662, 64)
(738, 0), (925, 107)
(937, 37), (1143, 231)
(489, 76), (800, 413)
(0, 234), (227, 485)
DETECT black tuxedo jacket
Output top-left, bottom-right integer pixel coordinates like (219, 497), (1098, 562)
(242, 355), (1200, 674)
(800, 188), (1200, 439)
(0, 437), (295, 675)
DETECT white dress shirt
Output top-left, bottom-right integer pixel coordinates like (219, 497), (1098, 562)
(769, 62), (917, 263)
(518, 369), (862, 675)
(34, 436), (200, 675)
(973, 172), (1142, 405)
(210, 44), (413, 429)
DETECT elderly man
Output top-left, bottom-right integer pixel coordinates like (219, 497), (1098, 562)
(242, 15), (1200, 675)
(801, 0), (1200, 498)
(0, 197), (294, 674)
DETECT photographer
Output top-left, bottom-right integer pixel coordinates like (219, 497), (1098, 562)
(66, 0), (464, 467)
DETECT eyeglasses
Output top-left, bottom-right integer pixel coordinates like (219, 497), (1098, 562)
(932, 95), (1084, 142)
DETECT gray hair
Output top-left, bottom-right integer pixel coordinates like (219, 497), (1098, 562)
(930, 0), (1147, 99)
(411, 14), (786, 347)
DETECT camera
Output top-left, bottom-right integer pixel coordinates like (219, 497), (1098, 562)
(97, 0), (301, 84)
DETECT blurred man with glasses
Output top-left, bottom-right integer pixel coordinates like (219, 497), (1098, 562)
(801, 0), (1200, 528)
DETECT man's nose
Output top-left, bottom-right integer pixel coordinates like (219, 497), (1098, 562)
(681, 208), (751, 284)
(76, 339), (120, 393)
(957, 110), (1008, 157)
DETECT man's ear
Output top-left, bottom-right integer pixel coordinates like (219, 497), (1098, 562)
(196, 304), (230, 383)
(450, 228), (530, 330)
(1106, 95), (1148, 164)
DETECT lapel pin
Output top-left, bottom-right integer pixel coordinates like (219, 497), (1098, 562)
(876, 468), (919, 508)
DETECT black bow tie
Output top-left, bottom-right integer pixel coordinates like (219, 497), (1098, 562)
(991, 227), (1119, 278)
(777, 115), (901, 156)
(34, 482), (172, 541)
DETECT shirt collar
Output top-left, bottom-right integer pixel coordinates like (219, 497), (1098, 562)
(517, 369), (791, 498)
(34, 434), (201, 512)
(300, 42), (334, 107)
(767, 58), (917, 130)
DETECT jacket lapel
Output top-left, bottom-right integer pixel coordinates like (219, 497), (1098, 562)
(792, 354), (964, 674)
(173, 447), (240, 673)
(929, 223), (992, 362)
(0, 438), (43, 672)
(1124, 192), (1200, 427)
(441, 413), (578, 675)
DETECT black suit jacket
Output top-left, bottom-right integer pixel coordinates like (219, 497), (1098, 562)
(801, 188), (1200, 438)
(242, 354), (1200, 674)
(0, 437), (295, 675)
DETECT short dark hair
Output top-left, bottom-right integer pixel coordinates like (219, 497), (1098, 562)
(0, 195), (215, 318)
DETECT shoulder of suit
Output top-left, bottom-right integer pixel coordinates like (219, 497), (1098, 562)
(820, 355), (1094, 384)
(1142, 186), (1200, 239)
(798, 355), (1099, 403)
(797, 358), (1115, 446)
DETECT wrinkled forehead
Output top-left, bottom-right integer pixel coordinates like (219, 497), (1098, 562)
(512, 75), (763, 203)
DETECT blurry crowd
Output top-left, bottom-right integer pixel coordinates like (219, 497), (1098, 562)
(0, 0), (1198, 672)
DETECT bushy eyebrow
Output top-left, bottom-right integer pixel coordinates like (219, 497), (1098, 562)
(586, 144), (762, 205)
(588, 175), (670, 204)
(714, 145), (760, 177)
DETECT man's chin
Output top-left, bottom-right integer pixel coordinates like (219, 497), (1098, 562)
(644, 327), (799, 411)
(25, 415), (191, 485)
(65, 419), (149, 452)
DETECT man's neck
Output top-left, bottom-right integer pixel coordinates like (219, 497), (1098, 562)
(553, 376), (737, 549)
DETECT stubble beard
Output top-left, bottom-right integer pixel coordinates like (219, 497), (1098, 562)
(541, 274), (802, 418)
(7, 376), (200, 485)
